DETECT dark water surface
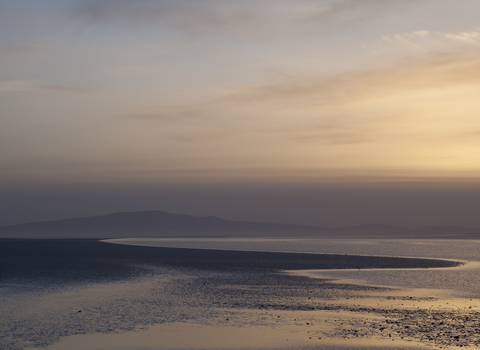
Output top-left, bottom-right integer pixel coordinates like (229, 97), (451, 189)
(0, 239), (459, 282)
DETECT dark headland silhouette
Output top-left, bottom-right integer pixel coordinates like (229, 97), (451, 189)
(0, 210), (479, 239)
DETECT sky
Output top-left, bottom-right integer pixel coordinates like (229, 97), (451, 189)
(1, 0), (480, 228)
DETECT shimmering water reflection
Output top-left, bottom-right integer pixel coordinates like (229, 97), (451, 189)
(107, 238), (480, 298)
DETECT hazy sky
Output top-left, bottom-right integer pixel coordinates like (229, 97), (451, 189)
(1, 0), (480, 227)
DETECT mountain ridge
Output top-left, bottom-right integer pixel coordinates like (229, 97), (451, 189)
(1, 210), (479, 239)
(0, 210), (325, 238)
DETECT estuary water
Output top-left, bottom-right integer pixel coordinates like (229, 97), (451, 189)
(106, 238), (480, 298)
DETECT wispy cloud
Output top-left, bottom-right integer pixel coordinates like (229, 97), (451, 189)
(444, 31), (480, 44)
(382, 30), (480, 51)
(0, 81), (103, 95)
(0, 80), (38, 92)
(311, 0), (420, 23)
(124, 44), (480, 149)
(43, 85), (103, 95)
(124, 102), (214, 122)
(66, 0), (423, 37)
(460, 130), (480, 138)
(67, 0), (303, 37)
(0, 41), (50, 57)
(226, 45), (480, 106)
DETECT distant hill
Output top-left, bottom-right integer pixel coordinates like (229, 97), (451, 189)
(0, 211), (327, 238)
(419, 226), (477, 231)
(1, 211), (479, 239)
(340, 224), (408, 231)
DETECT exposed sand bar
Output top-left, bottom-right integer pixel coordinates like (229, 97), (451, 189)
(286, 261), (480, 297)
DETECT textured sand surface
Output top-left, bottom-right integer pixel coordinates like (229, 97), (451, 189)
(0, 239), (477, 350)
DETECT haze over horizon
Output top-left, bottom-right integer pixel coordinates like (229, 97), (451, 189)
(2, 0), (480, 229)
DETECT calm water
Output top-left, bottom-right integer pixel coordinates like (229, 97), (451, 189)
(107, 238), (480, 298)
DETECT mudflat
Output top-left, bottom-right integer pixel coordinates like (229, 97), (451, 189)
(0, 239), (476, 350)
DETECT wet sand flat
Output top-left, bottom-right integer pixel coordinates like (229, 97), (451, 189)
(30, 319), (436, 350)
(0, 239), (478, 350)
